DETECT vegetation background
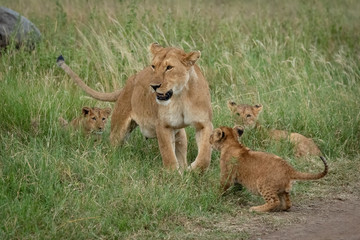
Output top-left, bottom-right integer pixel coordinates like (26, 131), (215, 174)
(1, 0), (359, 239)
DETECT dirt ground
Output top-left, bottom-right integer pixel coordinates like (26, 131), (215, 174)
(251, 194), (360, 240)
(196, 178), (360, 240)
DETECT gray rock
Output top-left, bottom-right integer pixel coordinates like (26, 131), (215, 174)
(0, 6), (41, 50)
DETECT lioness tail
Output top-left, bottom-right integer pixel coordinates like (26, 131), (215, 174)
(57, 55), (121, 102)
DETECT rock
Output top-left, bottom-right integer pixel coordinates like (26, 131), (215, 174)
(0, 6), (41, 50)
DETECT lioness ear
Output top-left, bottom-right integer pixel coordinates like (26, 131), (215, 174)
(149, 43), (163, 55)
(82, 107), (91, 116)
(227, 100), (237, 112)
(183, 51), (201, 66)
(254, 104), (263, 112)
(214, 128), (225, 141)
(233, 125), (244, 137)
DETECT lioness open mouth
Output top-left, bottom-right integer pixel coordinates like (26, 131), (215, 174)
(156, 90), (173, 101)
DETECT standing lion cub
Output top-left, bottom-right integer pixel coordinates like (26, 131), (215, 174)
(209, 125), (328, 212)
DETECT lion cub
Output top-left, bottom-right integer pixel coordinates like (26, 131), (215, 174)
(227, 101), (322, 157)
(209, 125), (328, 212)
(59, 107), (112, 136)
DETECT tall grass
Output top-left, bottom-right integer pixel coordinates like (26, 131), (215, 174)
(1, 0), (359, 239)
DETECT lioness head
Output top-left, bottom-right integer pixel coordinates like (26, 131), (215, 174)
(209, 125), (244, 151)
(227, 101), (263, 128)
(149, 43), (201, 105)
(82, 107), (112, 135)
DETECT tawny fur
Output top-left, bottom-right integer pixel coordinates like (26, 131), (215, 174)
(227, 101), (322, 157)
(59, 106), (112, 136)
(57, 43), (213, 172)
(210, 125), (328, 212)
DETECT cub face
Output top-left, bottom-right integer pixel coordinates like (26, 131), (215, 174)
(227, 101), (263, 128)
(210, 125), (244, 151)
(82, 107), (112, 135)
(149, 43), (201, 104)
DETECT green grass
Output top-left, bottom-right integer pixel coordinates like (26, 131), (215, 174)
(1, 0), (360, 239)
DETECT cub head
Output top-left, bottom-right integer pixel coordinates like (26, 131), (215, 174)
(149, 43), (201, 105)
(209, 125), (244, 151)
(82, 107), (112, 135)
(227, 101), (263, 128)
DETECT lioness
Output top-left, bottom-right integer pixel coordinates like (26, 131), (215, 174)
(227, 101), (322, 157)
(57, 43), (213, 172)
(59, 106), (112, 136)
(209, 125), (328, 212)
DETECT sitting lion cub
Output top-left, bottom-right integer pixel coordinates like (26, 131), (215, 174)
(227, 101), (322, 157)
(209, 125), (328, 212)
(59, 107), (112, 136)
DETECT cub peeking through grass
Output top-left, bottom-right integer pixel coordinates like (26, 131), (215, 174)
(227, 101), (322, 157)
(59, 106), (112, 136)
(209, 125), (328, 212)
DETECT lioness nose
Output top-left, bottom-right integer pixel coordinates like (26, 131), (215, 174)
(150, 84), (161, 91)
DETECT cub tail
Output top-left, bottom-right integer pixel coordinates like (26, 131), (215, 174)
(292, 156), (328, 180)
(57, 55), (121, 102)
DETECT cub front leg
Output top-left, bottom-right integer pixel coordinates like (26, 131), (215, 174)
(156, 125), (179, 171)
(220, 176), (232, 196)
(190, 122), (213, 171)
(219, 158), (235, 195)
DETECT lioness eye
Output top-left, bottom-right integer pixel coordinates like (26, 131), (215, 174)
(92, 117), (96, 121)
(102, 118), (106, 121)
(236, 113), (240, 116)
(246, 114), (252, 118)
(166, 65), (173, 71)
(151, 65), (155, 70)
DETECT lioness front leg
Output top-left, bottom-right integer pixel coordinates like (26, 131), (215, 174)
(175, 128), (188, 171)
(190, 122), (213, 171)
(156, 126), (179, 171)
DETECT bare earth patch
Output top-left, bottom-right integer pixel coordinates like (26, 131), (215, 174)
(182, 191), (360, 240)
(252, 195), (360, 240)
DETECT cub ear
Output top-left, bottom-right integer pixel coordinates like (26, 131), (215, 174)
(183, 51), (201, 66)
(254, 104), (263, 113)
(149, 43), (163, 55)
(103, 107), (112, 117)
(233, 125), (244, 137)
(214, 128), (225, 141)
(82, 107), (91, 116)
(227, 100), (237, 112)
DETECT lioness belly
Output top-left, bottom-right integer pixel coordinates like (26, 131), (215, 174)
(131, 113), (157, 138)
(139, 125), (157, 138)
